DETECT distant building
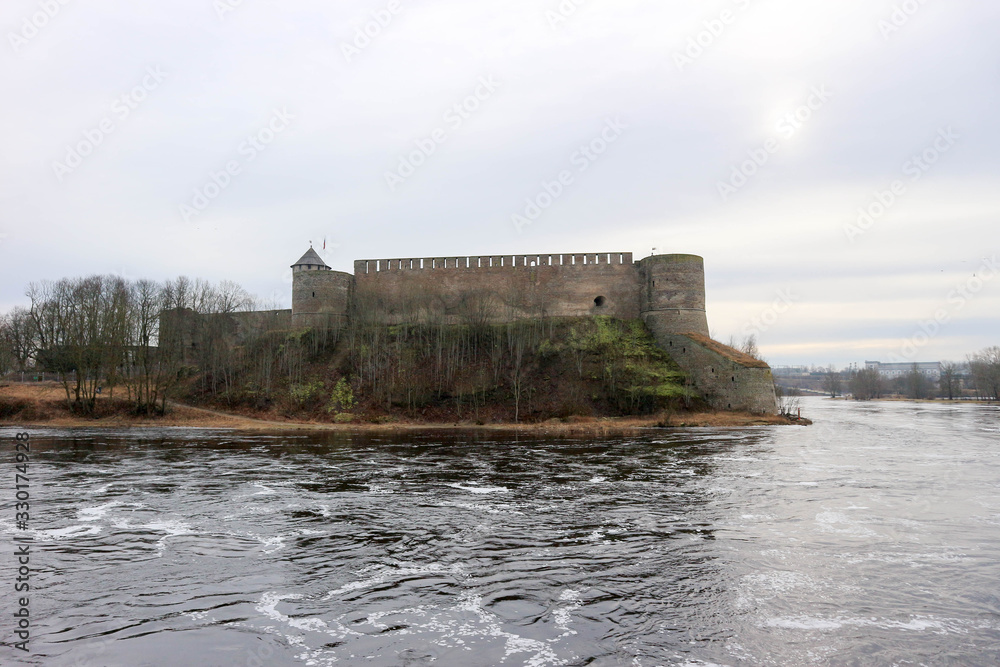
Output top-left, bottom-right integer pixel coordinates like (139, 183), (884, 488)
(772, 366), (811, 378)
(864, 361), (941, 380)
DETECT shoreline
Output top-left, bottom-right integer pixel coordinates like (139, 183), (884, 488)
(1, 383), (807, 433)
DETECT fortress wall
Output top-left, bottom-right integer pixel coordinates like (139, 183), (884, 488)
(230, 309), (292, 339)
(656, 333), (778, 414)
(292, 270), (352, 328)
(638, 254), (710, 337)
(352, 253), (641, 321)
(159, 308), (293, 365)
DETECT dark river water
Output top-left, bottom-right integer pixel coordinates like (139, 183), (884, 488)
(2, 397), (1000, 666)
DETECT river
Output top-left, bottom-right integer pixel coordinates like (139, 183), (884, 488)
(1, 397), (999, 665)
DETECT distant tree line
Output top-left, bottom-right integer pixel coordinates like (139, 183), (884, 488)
(821, 350), (1000, 402)
(0, 275), (271, 415)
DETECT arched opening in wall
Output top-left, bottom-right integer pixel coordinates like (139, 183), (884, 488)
(312, 292), (315, 298)
(594, 296), (606, 307)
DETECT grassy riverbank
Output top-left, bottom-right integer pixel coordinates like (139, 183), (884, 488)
(0, 382), (804, 432)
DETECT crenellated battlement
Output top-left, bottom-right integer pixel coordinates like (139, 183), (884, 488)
(354, 252), (634, 274)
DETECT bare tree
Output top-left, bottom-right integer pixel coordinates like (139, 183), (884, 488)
(739, 334), (760, 360)
(823, 368), (842, 398)
(849, 367), (883, 401)
(968, 347), (1000, 401)
(904, 363), (931, 400)
(0, 307), (38, 373)
(939, 361), (959, 399)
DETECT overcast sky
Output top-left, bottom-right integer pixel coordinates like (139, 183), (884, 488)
(1, 0), (997, 368)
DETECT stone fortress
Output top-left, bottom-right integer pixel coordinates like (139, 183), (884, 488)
(288, 247), (778, 414)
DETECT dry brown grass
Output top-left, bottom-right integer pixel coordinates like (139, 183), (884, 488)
(0, 382), (804, 432)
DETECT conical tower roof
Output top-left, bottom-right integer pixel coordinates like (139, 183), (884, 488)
(291, 247), (329, 269)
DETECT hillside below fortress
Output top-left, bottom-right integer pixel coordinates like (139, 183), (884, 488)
(166, 248), (779, 414)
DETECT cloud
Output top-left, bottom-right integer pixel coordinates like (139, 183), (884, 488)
(0, 0), (997, 366)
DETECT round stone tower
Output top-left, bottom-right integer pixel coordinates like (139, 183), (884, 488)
(638, 253), (710, 337)
(291, 247), (352, 329)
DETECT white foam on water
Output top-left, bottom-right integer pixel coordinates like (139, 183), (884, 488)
(225, 530), (286, 554)
(323, 562), (463, 599)
(815, 511), (877, 537)
(447, 483), (509, 494)
(366, 483), (393, 494)
(742, 570), (814, 596)
(78, 501), (126, 521)
(765, 614), (974, 634)
(261, 588), (580, 666)
(38, 525), (103, 540)
(257, 592), (345, 637)
(448, 593), (563, 666)
(138, 519), (195, 557)
(836, 550), (967, 567)
(143, 519), (194, 536)
(588, 476), (607, 483)
(441, 501), (525, 516)
(766, 617), (844, 630)
(553, 589), (582, 636)
(254, 591), (358, 667)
